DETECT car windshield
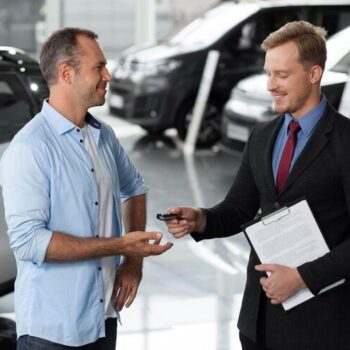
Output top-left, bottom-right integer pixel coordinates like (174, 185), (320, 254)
(169, 3), (258, 48)
(326, 26), (350, 73)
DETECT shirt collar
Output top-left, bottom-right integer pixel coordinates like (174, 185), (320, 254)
(282, 95), (327, 137)
(41, 99), (101, 135)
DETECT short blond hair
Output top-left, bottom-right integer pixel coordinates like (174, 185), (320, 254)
(261, 21), (327, 70)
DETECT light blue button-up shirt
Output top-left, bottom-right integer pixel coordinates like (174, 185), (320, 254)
(272, 96), (327, 181)
(0, 101), (147, 346)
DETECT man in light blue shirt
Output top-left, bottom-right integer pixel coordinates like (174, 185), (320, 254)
(0, 28), (172, 349)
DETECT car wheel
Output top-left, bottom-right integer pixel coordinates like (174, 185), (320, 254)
(176, 99), (222, 148)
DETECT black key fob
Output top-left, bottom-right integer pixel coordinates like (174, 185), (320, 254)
(156, 213), (179, 221)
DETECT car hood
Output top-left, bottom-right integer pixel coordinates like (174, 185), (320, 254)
(120, 43), (194, 64)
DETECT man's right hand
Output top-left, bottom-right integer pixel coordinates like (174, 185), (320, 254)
(122, 231), (173, 257)
(164, 207), (204, 238)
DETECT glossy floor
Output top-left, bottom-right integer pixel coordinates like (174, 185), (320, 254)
(0, 105), (251, 350)
(95, 106), (250, 350)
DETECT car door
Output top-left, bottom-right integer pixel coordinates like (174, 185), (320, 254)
(0, 72), (33, 296)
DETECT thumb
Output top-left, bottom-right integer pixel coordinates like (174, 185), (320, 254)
(168, 207), (182, 215)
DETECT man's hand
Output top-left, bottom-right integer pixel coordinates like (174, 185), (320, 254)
(165, 207), (204, 238)
(122, 231), (173, 257)
(113, 257), (142, 311)
(255, 264), (306, 305)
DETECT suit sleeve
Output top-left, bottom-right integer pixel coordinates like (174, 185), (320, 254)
(191, 127), (260, 241)
(298, 122), (350, 295)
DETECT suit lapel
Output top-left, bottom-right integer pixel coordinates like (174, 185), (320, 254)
(279, 104), (335, 195)
(264, 116), (284, 197)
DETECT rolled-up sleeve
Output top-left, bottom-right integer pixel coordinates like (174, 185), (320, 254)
(110, 128), (148, 202)
(0, 142), (52, 265)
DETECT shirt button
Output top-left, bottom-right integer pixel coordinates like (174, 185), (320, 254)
(100, 299), (103, 303)
(95, 201), (98, 206)
(76, 128), (80, 132)
(80, 139), (83, 143)
(95, 234), (99, 238)
(91, 168), (94, 172)
(98, 267), (102, 271)
(274, 202), (280, 209)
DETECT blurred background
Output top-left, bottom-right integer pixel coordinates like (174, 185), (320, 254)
(1, 1), (350, 349)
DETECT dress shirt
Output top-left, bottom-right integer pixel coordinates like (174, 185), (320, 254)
(272, 96), (327, 181)
(0, 100), (147, 346)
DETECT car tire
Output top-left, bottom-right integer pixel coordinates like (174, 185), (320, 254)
(176, 98), (222, 148)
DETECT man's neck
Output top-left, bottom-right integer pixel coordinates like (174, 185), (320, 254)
(48, 94), (86, 128)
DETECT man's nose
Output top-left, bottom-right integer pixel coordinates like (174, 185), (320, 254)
(267, 75), (277, 92)
(102, 67), (112, 82)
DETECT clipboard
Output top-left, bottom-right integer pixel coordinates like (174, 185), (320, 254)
(242, 198), (345, 311)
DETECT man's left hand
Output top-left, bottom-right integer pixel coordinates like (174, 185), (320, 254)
(113, 257), (143, 311)
(255, 264), (306, 305)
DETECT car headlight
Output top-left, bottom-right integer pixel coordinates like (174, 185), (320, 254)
(115, 59), (181, 79)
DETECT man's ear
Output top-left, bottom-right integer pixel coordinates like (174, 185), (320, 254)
(309, 65), (323, 84)
(57, 63), (74, 84)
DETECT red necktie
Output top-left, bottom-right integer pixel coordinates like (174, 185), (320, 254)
(276, 121), (301, 193)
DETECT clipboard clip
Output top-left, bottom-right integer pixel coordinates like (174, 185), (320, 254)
(262, 207), (290, 226)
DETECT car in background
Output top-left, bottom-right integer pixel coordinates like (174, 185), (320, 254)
(0, 46), (49, 297)
(220, 25), (350, 152)
(108, 1), (350, 147)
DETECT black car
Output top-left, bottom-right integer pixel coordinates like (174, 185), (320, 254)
(108, 1), (350, 147)
(220, 26), (350, 152)
(0, 46), (49, 297)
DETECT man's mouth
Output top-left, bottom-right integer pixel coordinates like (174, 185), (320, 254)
(271, 92), (287, 103)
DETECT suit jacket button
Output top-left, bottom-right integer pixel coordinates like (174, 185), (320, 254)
(274, 202), (280, 209)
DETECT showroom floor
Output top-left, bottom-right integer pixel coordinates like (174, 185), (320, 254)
(0, 104), (250, 350)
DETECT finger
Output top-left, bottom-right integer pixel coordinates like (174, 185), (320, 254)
(115, 285), (130, 311)
(259, 277), (268, 286)
(168, 226), (189, 235)
(125, 286), (138, 308)
(270, 298), (281, 305)
(150, 242), (173, 255)
(174, 231), (189, 238)
(166, 219), (187, 228)
(167, 207), (182, 215)
(144, 231), (163, 244)
(255, 264), (275, 272)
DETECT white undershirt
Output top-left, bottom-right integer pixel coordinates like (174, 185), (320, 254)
(81, 124), (117, 319)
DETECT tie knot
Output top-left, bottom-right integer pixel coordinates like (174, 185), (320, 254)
(289, 121), (301, 134)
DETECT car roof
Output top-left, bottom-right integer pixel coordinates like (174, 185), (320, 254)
(256, 0), (350, 8)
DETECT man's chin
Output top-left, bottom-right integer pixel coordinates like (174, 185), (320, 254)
(88, 99), (105, 109)
(274, 105), (287, 115)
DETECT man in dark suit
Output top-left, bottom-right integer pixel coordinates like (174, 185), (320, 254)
(164, 21), (350, 350)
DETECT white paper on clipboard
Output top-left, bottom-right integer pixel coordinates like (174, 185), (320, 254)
(244, 199), (345, 310)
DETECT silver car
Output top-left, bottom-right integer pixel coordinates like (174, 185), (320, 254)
(221, 26), (350, 152)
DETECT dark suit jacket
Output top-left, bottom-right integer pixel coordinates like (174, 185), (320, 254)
(192, 102), (350, 350)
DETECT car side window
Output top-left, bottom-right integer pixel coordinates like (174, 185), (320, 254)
(308, 7), (350, 36)
(0, 74), (32, 143)
(225, 9), (300, 54)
